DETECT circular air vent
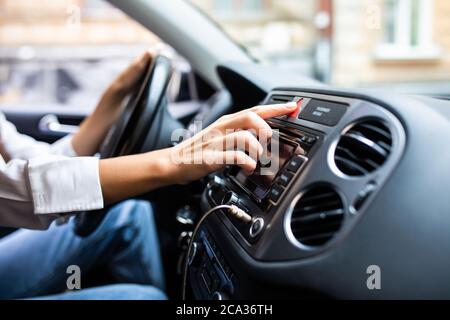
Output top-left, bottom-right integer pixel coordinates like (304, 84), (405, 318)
(289, 186), (345, 247)
(334, 120), (392, 176)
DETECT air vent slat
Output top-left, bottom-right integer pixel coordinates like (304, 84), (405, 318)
(335, 156), (369, 175)
(358, 122), (391, 140)
(336, 146), (379, 171)
(334, 120), (392, 177)
(294, 191), (337, 204)
(289, 186), (344, 247)
(342, 132), (388, 158)
(378, 141), (391, 152)
(270, 95), (294, 103)
(291, 208), (344, 225)
(293, 222), (342, 238)
(296, 201), (343, 214)
(294, 232), (335, 246)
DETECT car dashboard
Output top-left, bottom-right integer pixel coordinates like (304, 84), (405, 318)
(187, 86), (450, 300)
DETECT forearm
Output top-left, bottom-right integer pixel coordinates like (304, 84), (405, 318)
(97, 102), (297, 205)
(71, 89), (123, 156)
(98, 148), (176, 204)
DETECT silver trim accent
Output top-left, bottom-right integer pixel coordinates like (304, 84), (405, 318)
(212, 291), (223, 300)
(327, 116), (403, 181)
(284, 186), (347, 251)
(343, 132), (388, 158)
(39, 114), (78, 135)
(249, 217), (265, 238)
(221, 190), (239, 205)
(284, 192), (313, 251)
(187, 242), (198, 266)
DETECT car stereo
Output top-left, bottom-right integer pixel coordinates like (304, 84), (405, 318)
(201, 118), (321, 247)
(225, 119), (318, 208)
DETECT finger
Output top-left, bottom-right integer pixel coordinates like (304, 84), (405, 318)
(221, 111), (272, 138)
(221, 150), (257, 173)
(250, 102), (297, 119)
(207, 130), (263, 161)
(223, 130), (263, 160)
(203, 150), (256, 174)
(115, 51), (153, 93)
(132, 50), (153, 68)
(128, 53), (152, 78)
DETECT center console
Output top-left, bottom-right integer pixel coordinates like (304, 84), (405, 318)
(187, 118), (324, 299)
(207, 120), (322, 243)
(187, 88), (405, 300)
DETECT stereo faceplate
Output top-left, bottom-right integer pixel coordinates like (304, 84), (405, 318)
(204, 120), (323, 243)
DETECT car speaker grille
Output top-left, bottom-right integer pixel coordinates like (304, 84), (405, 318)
(290, 186), (345, 246)
(334, 120), (392, 176)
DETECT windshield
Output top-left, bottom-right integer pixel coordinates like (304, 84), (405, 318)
(189, 0), (450, 97)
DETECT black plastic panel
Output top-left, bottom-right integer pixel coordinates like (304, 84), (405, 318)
(194, 86), (450, 299)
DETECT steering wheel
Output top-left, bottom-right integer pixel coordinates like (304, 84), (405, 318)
(74, 55), (173, 237)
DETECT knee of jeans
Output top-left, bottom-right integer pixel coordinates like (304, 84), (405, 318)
(123, 200), (154, 228)
(93, 200), (154, 237)
(106, 284), (168, 300)
(118, 284), (167, 300)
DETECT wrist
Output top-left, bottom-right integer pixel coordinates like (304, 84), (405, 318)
(147, 148), (185, 186)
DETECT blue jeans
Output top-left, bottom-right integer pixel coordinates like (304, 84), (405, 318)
(0, 200), (166, 300)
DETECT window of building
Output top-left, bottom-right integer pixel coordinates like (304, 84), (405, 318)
(375, 0), (440, 60)
(212, 0), (264, 13)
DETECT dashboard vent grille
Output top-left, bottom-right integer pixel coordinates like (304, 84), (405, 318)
(334, 120), (392, 176)
(269, 95), (294, 104)
(290, 186), (344, 246)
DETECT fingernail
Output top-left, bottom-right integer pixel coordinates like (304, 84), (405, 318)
(286, 102), (297, 108)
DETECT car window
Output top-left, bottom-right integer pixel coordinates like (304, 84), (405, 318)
(0, 0), (170, 111)
(189, 0), (450, 97)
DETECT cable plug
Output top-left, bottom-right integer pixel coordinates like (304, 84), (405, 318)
(228, 205), (252, 224)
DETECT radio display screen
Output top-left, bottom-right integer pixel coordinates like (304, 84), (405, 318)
(233, 140), (296, 199)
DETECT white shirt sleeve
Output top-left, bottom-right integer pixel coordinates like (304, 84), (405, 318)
(0, 112), (104, 229)
(0, 112), (78, 160)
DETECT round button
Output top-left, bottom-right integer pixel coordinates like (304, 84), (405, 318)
(249, 217), (265, 238)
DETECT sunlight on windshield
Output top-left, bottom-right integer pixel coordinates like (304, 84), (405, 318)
(189, 0), (450, 96)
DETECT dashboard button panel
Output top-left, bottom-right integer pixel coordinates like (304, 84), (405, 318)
(189, 230), (235, 300)
(298, 99), (348, 126)
(195, 88), (408, 298)
(277, 171), (294, 187)
(286, 156), (305, 172)
(268, 184), (284, 202)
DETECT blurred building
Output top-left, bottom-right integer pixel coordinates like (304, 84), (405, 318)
(333, 0), (450, 95)
(0, 0), (157, 47)
(1, 0), (449, 105)
(193, 0), (450, 95)
(192, 0), (319, 77)
(0, 0), (160, 109)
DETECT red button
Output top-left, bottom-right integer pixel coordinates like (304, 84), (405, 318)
(288, 98), (303, 118)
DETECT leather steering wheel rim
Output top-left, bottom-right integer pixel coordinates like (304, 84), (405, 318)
(74, 55), (172, 237)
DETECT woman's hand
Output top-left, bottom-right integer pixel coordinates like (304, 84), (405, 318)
(71, 51), (153, 156)
(98, 102), (297, 204)
(99, 51), (153, 114)
(166, 102), (298, 184)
